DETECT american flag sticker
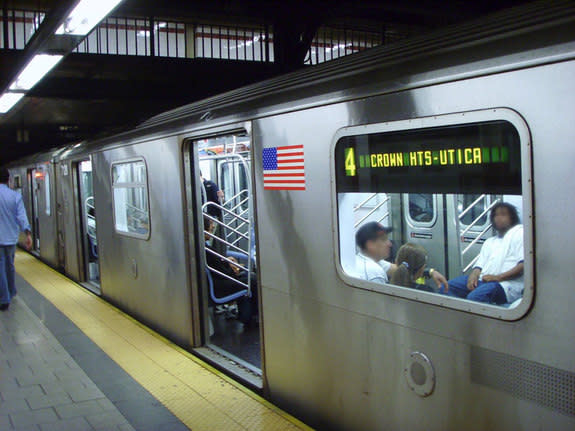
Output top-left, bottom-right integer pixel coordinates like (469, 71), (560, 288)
(262, 145), (306, 190)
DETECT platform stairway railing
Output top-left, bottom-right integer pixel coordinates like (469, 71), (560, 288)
(455, 194), (500, 273)
(203, 201), (252, 301)
(353, 193), (390, 228)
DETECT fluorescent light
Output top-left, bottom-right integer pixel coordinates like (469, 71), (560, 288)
(0, 93), (25, 114)
(9, 54), (63, 91)
(56, 0), (124, 36)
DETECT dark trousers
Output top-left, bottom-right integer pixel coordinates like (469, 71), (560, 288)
(0, 245), (16, 305)
(446, 275), (507, 304)
(213, 272), (258, 324)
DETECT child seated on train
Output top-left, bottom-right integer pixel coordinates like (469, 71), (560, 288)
(354, 222), (448, 290)
(445, 202), (524, 305)
(390, 243), (435, 292)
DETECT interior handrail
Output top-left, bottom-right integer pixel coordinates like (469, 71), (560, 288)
(460, 199), (500, 237)
(377, 211), (390, 224)
(354, 196), (390, 228)
(225, 196), (250, 213)
(205, 247), (249, 274)
(459, 194), (487, 221)
(462, 223), (493, 256)
(203, 200), (252, 297)
(353, 193), (377, 212)
(222, 189), (249, 208)
(203, 201), (249, 225)
(205, 230), (248, 256)
(204, 212), (249, 242)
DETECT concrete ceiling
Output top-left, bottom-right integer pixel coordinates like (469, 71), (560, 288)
(0, 0), (530, 163)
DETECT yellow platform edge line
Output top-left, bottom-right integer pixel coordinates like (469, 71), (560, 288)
(16, 251), (313, 431)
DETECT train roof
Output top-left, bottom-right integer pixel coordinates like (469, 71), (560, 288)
(11, 0), (575, 164)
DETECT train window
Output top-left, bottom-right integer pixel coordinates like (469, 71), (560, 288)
(334, 110), (533, 319)
(408, 194), (435, 224)
(458, 194), (488, 226)
(111, 159), (150, 239)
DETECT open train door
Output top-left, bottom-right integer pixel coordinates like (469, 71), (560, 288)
(184, 130), (262, 388)
(74, 159), (101, 292)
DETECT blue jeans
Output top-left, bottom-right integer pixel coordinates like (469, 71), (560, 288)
(0, 245), (16, 305)
(445, 275), (507, 304)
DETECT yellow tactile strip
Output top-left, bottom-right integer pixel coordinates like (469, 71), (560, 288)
(15, 251), (313, 431)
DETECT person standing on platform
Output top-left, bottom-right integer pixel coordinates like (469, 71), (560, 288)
(0, 167), (32, 310)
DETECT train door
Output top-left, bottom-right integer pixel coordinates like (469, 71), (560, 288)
(402, 193), (448, 276)
(27, 168), (41, 252)
(75, 159), (100, 290)
(186, 132), (262, 383)
(402, 193), (497, 279)
(55, 163), (67, 270)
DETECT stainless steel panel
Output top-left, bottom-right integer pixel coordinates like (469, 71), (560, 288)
(93, 138), (195, 347)
(35, 162), (58, 266)
(58, 160), (83, 281)
(255, 60), (575, 430)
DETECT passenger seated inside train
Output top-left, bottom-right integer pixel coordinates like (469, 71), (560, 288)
(355, 222), (448, 290)
(445, 203), (524, 305)
(200, 170), (224, 218)
(204, 217), (258, 326)
(390, 243), (435, 293)
(355, 222), (395, 283)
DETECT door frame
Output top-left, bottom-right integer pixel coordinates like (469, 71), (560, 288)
(73, 157), (101, 292)
(181, 123), (265, 384)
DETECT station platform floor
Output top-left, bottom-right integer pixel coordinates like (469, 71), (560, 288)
(0, 251), (313, 431)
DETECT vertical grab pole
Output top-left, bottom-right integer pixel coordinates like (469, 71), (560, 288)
(453, 195), (464, 272)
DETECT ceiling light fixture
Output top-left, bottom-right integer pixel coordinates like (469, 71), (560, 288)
(9, 54), (64, 91)
(0, 93), (25, 114)
(56, 0), (124, 36)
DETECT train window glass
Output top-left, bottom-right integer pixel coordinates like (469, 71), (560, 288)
(458, 194), (488, 226)
(408, 194), (434, 224)
(111, 159), (150, 239)
(44, 169), (51, 216)
(335, 117), (531, 318)
(13, 175), (22, 190)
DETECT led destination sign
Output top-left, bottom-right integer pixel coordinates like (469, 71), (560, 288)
(335, 120), (522, 195)
(345, 145), (510, 176)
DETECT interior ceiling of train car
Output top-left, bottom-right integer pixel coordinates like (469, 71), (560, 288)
(0, 0), (531, 163)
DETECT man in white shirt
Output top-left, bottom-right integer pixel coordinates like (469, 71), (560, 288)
(447, 202), (524, 304)
(355, 222), (395, 283)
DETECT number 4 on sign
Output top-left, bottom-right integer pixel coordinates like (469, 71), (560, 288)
(345, 147), (357, 177)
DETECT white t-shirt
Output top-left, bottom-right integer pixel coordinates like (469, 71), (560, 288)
(356, 253), (392, 284)
(475, 224), (524, 303)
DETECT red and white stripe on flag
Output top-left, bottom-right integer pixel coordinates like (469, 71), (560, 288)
(262, 144), (306, 190)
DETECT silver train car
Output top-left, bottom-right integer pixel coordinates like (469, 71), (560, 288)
(8, 2), (575, 429)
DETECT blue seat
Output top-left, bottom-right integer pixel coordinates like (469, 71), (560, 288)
(205, 267), (248, 305)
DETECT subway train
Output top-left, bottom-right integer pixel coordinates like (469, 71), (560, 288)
(7, 1), (575, 429)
